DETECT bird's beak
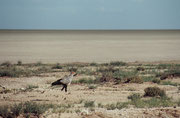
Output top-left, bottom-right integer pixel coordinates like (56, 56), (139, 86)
(74, 73), (78, 76)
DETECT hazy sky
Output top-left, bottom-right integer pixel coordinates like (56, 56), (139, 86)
(0, 0), (180, 29)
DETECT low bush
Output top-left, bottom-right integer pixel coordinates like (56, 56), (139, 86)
(0, 88), (11, 94)
(72, 78), (100, 84)
(0, 102), (53, 118)
(36, 66), (51, 73)
(125, 76), (143, 84)
(0, 105), (11, 118)
(0, 66), (32, 77)
(1, 61), (12, 67)
(90, 62), (98, 66)
(144, 87), (166, 97)
(136, 67), (145, 71)
(52, 63), (62, 69)
(77, 69), (95, 75)
(152, 78), (161, 84)
(109, 61), (127, 66)
(177, 99), (180, 106)
(157, 64), (173, 69)
(23, 102), (48, 116)
(160, 68), (180, 80)
(67, 67), (78, 72)
(84, 101), (95, 108)
(88, 85), (97, 89)
(17, 60), (22, 66)
(105, 103), (116, 110)
(34, 61), (43, 66)
(10, 103), (23, 117)
(142, 76), (156, 82)
(105, 102), (128, 110)
(100, 70), (138, 83)
(161, 81), (179, 86)
(146, 97), (174, 108)
(128, 93), (141, 101)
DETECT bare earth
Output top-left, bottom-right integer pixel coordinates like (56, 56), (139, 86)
(0, 30), (180, 63)
(0, 30), (180, 118)
(0, 67), (180, 118)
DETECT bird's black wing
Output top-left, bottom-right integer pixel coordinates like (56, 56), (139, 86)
(51, 75), (68, 86)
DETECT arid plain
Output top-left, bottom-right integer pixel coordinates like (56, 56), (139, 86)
(0, 30), (180, 118)
(0, 30), (180, 63)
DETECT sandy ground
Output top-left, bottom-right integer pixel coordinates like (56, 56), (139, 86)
(0, 30), (180, 63)
(0, 71), (180, 118)
(0, 30), (180, 117)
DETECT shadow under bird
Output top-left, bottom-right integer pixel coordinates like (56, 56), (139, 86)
(51, 72), (77, 92)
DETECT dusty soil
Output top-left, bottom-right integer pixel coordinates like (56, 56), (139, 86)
(0, 30), (180, 63)
(0, 71), (180, 118)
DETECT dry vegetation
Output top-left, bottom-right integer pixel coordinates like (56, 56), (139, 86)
(0, 61), (180, 118)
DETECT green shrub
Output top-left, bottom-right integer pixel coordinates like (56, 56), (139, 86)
(103, 97), (175, 110)
(99, 69), (139, 84)
(129, 95), (173, 108)
(84, 101), (95, 108)
(160, 68), (180, 80)
(142, 76), (156, 82)
(100, 63), (109, 66)
(106, 103), (116, 110)
(11, 103), (23, 117)
(146, 97), (174, 108)
(125, 76), (143, 84)
(109, 61), (127, 66)
(1, 61), (12, 67)
(0, 102), (69, 117)
(0, 105), (11, 118)
(98, 103), (104, 108)
(144, 87), (166, 97)
(90, 62), (98, 66)
(116, 102), (129, 110)
(128, 93), (141, 101)
(35, 61), (43, 66)
(88, 85), (97, 89)
(157, 64), (170, 69)
(161, 81), (179, 86)
(72, 78), (99, 84)
(0, 88), (11, 94)
(0, 67), (22, 77)
(52, 63), (62, 69)
(67, 67), (78, 72)
(77, 69), (95, 75)
(97, 67), (118, 73)
(131, 99), (146, 108)
(36, 66), (51, 73)
(17, 60), (22, 66)
(75, 109), (81, 113)
(0, 66), (34, 77)
(136, 67), (145, 71)
(177, 99), (180, 106)
(23, 102), (51, 116)
(113, 70), (138, 80)
(105, 102), (128, 110)
(152, 78), (161, 84)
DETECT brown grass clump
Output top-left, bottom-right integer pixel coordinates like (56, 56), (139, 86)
(144, 87), (166, 97)
(124, 76), (143, 84)
(160, 68), (180, 80)
(136, 67), (145, 71)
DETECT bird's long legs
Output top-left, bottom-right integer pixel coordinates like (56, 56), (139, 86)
(61, 84), (67, 92)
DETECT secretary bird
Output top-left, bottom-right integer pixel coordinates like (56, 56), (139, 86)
(51, 72), (77, 92)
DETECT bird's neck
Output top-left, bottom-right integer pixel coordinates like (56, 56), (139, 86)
(68, 74), (74, 85)
(69, 74), (74, 80)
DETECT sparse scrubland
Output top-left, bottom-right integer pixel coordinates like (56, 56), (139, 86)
(0, 61), (180, 118)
